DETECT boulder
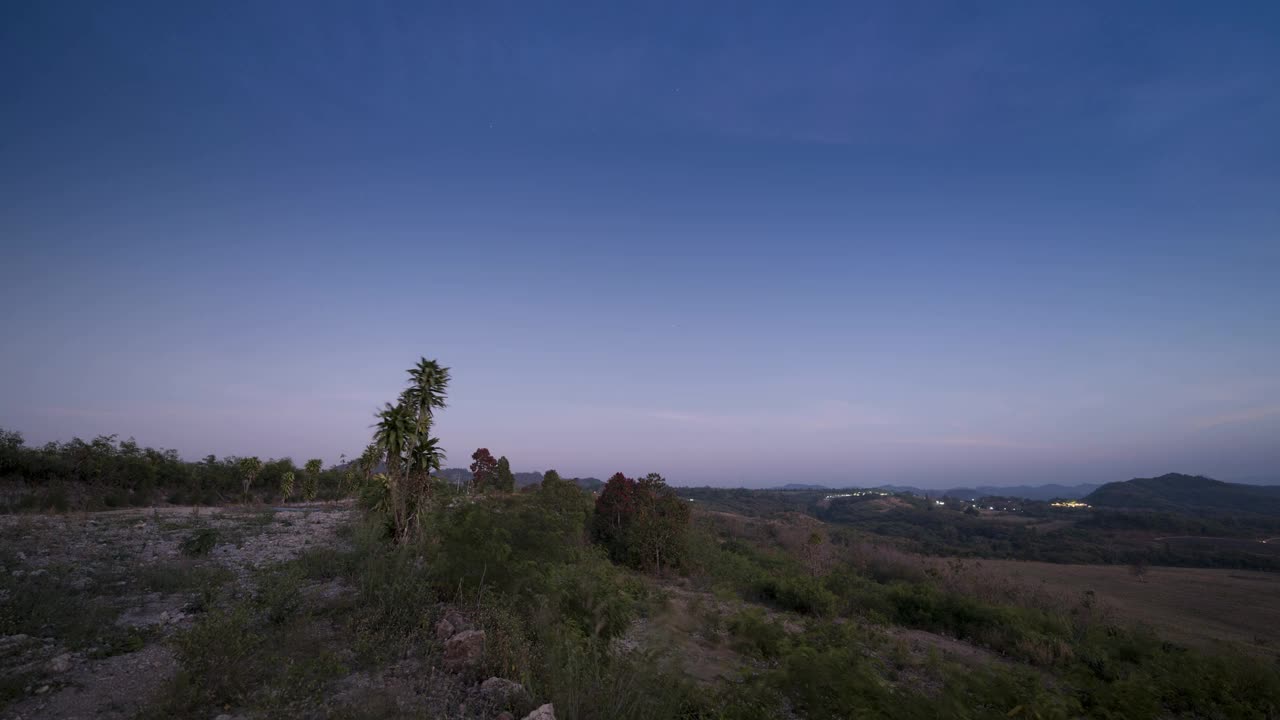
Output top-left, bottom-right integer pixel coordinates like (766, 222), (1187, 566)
(47, 653), (73, 673)
(435, 610), (472, 643)
(443, 629), (485, 670)
(522, 703), (556, 720)
(479, 676), (526, 705)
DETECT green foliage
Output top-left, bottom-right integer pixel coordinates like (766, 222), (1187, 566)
(180, 528), (219, 556)
(238, 456), (263, 497)
(756, 573), (838, 616)
(302, 459), (322, 500)
(137, 559), (233, 599)
(279, 470), (295, 500)
(0, 564), (122, 649)
(495, 455), (516, 493)
(371, 357), (450, 541)
(727, 607), (788, 658)
(593, 473), (692, 573)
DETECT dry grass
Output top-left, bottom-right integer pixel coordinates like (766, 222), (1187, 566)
(973, 559), (1280, 655)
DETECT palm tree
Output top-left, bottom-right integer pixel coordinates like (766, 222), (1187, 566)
(239, 456), (263, 500)
(370, 357), (450, 542)
(280, 470), (295, 500)
(403, 358), (450, 427)
(373, 402), (413, 480)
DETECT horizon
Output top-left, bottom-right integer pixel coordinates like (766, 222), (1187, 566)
(3, 2), (1278, 488)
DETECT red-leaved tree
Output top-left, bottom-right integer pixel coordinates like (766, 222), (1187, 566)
(469, 448), (498, 492)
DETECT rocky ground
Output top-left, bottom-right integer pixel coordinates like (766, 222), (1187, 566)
(0, 503), (351, 720)
(1, 504), (559, 720)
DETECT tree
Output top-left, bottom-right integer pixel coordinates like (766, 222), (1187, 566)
(630, 473), (692, 574)
(239, 456), (262, 499)
(593, 473), (637, 554)
(369, 357), (450, 542)
(541, 469), (562, 487)
(495, 456), (516, 493)
(280, 471), (295, 500)
(592, 472), (690, 573)
(470, 448), (498, 492)
(303, 458), (322, 501)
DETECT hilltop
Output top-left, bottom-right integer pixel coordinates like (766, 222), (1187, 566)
(1086, 473), (1280, 515)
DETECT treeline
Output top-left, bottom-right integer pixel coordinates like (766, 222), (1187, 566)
(0, 428), (348, 511)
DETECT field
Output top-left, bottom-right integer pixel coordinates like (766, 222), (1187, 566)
(974, 558), (1280, 655)
(0, 503), (352, 718)
(5, 487), (1280, 719)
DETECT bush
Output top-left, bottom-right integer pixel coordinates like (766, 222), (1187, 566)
(755, 574), (838, 616)
(727, 608), (788, 659)
(180, 528), (219, 556)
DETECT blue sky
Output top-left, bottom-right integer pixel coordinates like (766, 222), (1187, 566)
(2, 1), (1278, 486)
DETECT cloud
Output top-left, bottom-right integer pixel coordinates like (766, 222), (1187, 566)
(639, 400), (896, 432)
(1194, 405), (1280, 430)
(888, 435), (1055, 451)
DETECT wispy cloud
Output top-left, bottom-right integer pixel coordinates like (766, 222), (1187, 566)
(1194, 405), (1280, 430)
(888, 435), (1055, 451)
(639, 400), (897, 432)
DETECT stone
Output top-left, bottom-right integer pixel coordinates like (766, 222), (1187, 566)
(442, 629), (485, 670)
(479, 677), (526, 705)
(521, 703), (556, 720)
(47, 654), (73, 673)
(435, 610), (471, 643)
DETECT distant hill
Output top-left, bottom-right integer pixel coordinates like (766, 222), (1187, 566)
(768, 482), (1100, 500)
(1085, 473), (1280, 515)
(942, 484), (1101, 501)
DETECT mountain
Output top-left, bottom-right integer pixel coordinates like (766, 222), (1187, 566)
(942, 484), (1101, 501)
(1085, 473), (1280, 515)
(761, 483), (1100, 499)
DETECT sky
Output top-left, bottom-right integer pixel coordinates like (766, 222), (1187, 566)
(2, 1), (1278, 487)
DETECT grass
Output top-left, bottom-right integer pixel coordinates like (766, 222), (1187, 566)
(970, 558), (1280, 654)
(136, 559), (234, 596)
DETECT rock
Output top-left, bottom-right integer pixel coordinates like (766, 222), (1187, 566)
(479, 677), (526, 705)
(522, 704), (556, 720)
(496, 713), (515, 720)
(47, 653), (73, 673)
(435, 610), (471, 642)
(35, 685), (50, 695)
(442, 629), (485, 670)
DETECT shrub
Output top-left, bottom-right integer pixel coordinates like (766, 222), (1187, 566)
(727, 608), (788, 659)
(180, 528), (219, 556)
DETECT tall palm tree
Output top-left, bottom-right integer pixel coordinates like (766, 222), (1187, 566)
(373, 402), (414, 480)
(370, 357), (451, 542)
(404, 358), (450, 428)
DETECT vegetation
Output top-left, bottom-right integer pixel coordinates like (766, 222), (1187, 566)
(5, 360), (1280, 719)
(1086, 472), (1280, 515)
(369, 357), (450, 541)
(0, 429), (353, 511)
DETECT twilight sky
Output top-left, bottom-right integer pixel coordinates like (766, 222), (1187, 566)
(2, 1), (1278, 487)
